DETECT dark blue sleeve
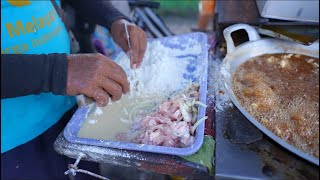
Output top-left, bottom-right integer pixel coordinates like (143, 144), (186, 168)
(64, 0), (131, 30)
(1, 54), (68, 99)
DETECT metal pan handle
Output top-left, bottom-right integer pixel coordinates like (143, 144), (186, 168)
(223, 24), (261, 54)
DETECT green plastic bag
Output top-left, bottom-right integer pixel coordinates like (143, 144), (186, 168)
(181, 135), (215, 176)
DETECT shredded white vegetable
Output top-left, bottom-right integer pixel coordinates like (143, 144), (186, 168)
(191, 116), (208, 134)
(192, 107), (197, 112)
(128, 100), (156, 122)
(182, 103), (191, 112)
(192, 113), (197, 124)
(186, 100), (192, 107)
(180, 102), (191, 122)
(194, 101), (208, 108)
(192, 99), (195, 106)
(120, 118), (132, 124)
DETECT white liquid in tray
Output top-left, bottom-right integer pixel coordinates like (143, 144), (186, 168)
(77, 94), (165, 141)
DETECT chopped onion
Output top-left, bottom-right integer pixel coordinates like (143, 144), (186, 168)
(194, 101), (208, 108)
(192, 107), (198, 124)
(191, 116), (208, 134)
(186, 100), (192, 107)
(193, 83), (200, 87)
(192, 106), (197, 112)
(128, 100), (156, 122)
(120, 118), (132, 124)
(192, 113), (197, 124)
(180, 102), (191, 122)
(123, 108), (129, 115)
(177, 115), (184, 121)
(182, 103), (191, 113)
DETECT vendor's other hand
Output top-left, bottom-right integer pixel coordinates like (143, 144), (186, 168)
(111, 19), (147, 69)
(66, 53), (130, 106)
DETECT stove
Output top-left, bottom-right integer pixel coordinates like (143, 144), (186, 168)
(212, 1), (319, 178)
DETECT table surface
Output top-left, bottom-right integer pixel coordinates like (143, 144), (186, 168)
(55, 132), (211, 179)
(54, 47), (216, 179)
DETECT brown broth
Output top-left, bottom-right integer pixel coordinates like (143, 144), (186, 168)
(233, 53), (319, 158)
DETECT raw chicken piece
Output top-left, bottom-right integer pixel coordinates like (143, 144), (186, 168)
(131, 119), (143, 131)
(140, 131), (152, 144)
(158, 101), (173, 111)
(162, 125), (178, 139)
(148, 118), (158, 127)
(149, 124), (165, 132)
(172, 110), (182, 120)
(130, 83), (205, 148)
(163, 138), (179, 147)
(159, 109), (181, 120)
(180, 136), (195, 147)
(169, 106), (179, 114)
(153, 114), (172, 124)
(142, 116), (158, 128)
(171, 121), (190, 138)
(149, 129), (169, 145)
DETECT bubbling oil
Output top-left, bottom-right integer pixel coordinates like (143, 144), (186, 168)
(233, 53), (319, 158)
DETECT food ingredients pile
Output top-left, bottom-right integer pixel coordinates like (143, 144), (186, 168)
(78, 35), (207, 149)
(117, 83), (207, 148)
(115, 40), (201, 98)
(111, 38), (207, 148)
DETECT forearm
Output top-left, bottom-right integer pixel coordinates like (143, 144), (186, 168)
(64, 0), (131, 30)
(1, 54), (68, 99)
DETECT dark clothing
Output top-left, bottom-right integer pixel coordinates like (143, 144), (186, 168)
(64, 0), (130, 30)
(1, 105), (100, 180)
(1, 0), (130, 99)
(1, 1), (128, 179)
(1, 54), (68, 99)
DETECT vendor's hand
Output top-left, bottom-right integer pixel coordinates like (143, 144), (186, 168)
(66, 53), (130, 106)
(111, 19), (147, 69)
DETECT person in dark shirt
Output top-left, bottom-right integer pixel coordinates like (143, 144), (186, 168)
(1, 0), (147, 179)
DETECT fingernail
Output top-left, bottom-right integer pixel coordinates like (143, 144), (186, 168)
(133, 64), (137, 69)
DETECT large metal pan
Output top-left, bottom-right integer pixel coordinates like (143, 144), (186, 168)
(221, 24), (319, 166)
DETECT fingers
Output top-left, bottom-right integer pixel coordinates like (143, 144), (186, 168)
(111, 20), (146, 69)
(128, 26), (147, 68)
(102, 69), (130, 94)
(137, 31), (147, 67)
(99, 78), (123, 102)
(92, 88), (110, 107)
(106, 60), (128, 81)
(66, 52), (131, 107)
(119, 34), (130, 53)
(128, 27), (140, 69)
(97, 54), (130, 93)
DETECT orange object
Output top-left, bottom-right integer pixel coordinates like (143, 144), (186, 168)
(199, 0), (215, 16)
(170, 176), (185, 180)
(198, 0), (215, 30)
